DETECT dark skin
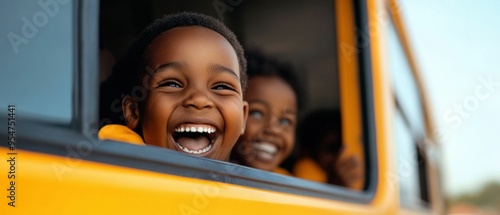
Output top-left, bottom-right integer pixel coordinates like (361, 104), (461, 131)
(332, 152), (362, 188)
(233, 76), (297, 171)
(122, 26), (248, 161)
(317, 132), (362, 188)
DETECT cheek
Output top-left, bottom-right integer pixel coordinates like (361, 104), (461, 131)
(141, 96), (172, 139)
(218, 101), (246, 145)
(144, 101), (168, 123)
(243, 119), (262, 138)
(282, 133), (295, 155)
(237, 121), (261, 152)
(223, 100), (247, 132)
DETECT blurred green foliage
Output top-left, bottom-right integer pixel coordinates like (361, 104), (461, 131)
(448, 181), (500, 212)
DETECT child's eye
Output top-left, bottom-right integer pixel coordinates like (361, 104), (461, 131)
(249, 110), (264, 119)
(212, 83), (235, 91)
(158, 80), (182, 88)
(279, 118), (293, 127)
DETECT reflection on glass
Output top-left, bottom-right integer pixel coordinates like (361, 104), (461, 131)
(0, 0), (73, 123)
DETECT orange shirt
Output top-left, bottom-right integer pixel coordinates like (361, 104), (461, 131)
(273, 167), (292, 176)
(98, 124), (145, 145)
(293, 157), (327, 183)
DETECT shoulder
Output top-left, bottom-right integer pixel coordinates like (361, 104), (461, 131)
(293, 157), (327, 182)
(273, 167), (292, 176)
(98, 124), (145, 145)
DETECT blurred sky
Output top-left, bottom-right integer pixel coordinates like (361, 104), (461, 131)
(399, 0), (500, 197)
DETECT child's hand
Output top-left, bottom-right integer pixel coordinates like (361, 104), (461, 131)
(334, 155), (363, 189)
(327, 149), (363, 189)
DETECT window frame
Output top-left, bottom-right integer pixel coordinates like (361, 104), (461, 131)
(353, 0), (379, 195)
(10, 0), (379, 205)
(76, 0), (100, 133)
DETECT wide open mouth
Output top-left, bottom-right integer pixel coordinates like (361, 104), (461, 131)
(173, 124), (218, 155)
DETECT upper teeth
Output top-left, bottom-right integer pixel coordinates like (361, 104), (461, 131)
(175, 125), (216, 134)
(254, 142), (278, 154)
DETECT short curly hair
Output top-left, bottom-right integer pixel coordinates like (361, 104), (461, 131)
(100, 12), (247, 126)
(245, 50), (302, 109)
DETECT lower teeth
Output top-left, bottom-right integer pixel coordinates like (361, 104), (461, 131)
(178, 144), (212, 154)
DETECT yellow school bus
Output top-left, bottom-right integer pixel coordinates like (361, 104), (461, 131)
(0, 0), (444, 214)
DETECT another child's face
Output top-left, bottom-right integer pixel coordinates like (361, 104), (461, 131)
(235, 76), (297, 171)
(131, 26), (248, 161)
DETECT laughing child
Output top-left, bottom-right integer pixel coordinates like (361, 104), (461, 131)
(99, 12), (249, 161)
(230, 52), (300, 175)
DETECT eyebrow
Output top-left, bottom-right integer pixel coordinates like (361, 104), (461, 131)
(247, 99), (297, 115)
(152, 62), (184, 74)
(247, 99), (268, 107)
(149, 62), (239, 81)
(210, 64), (239, 81)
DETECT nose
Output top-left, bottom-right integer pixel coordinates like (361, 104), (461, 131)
(262, 114), (282, 135)
(182, 87), (214, 110)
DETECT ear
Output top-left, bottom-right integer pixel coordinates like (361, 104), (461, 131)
(241, 101), (249, 135)
(122, 95), (140, 130)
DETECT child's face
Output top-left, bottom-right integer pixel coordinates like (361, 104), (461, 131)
(124, 26), (248, 161)
(235, 76), (297, 171)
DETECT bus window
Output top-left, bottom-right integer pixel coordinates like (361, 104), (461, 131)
(387, 14), (430, 209)
(0, 0), (74, 124)
(99, 0), (367, 191)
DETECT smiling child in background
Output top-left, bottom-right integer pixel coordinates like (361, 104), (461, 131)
(231, 52), (300, 175)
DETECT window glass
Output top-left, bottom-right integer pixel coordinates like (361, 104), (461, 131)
(394, 110), (421, 206)
(388, 21), (425, 136)
(387, 18), (428, 207)
(0, 0), (73, 124)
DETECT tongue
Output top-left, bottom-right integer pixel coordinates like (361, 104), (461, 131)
(177, 136), (210, 151)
